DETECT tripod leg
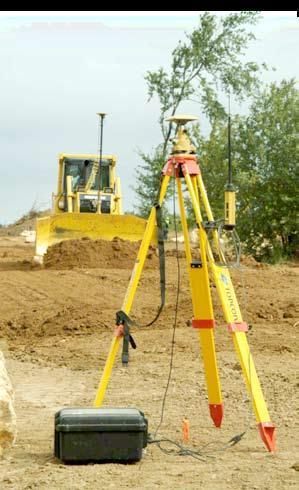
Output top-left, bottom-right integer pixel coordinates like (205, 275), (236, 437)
(211, 264), (275, 451)
(196, 173), (276, 452)
(177, 178), (223, 427)
(177, 178), (192, 264)
(94, 175), (171, 407)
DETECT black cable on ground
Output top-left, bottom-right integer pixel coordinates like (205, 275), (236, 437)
(153, 169), (180, 438)
(147, 431), (247, 462)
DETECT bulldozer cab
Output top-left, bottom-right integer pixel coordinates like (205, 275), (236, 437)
(64, 158), (110, 194)
(55, 154), (120, 215)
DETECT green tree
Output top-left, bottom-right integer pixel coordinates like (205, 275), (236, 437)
(146, 11), (266, 155)
(134, 145), (165, 217)
(188, 80), (299, 262)
(234, 79), (299, 261)
(135, 11), (267, 215)
(191, 122), (229, 223)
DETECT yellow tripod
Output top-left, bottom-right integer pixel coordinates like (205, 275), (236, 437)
(94, 115), (276, 452)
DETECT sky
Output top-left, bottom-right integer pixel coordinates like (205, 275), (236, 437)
(0, 11), (298, 224)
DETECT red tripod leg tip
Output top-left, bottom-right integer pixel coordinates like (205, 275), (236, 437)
(258, 422), (276, 452)
(209, 403), (223, 428)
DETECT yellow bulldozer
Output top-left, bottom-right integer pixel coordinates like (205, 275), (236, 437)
(34, 114), (150, 262)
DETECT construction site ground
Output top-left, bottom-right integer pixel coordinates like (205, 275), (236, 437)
(0, 235), (298, 489)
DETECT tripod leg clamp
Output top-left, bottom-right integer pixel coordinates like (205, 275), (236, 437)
(121, 323), (137, 366)
(115, 311), (137, 366)
(192, 318), (216, 329)
(227, 322), (248, 332)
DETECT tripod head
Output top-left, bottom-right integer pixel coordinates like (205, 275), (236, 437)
(166, 115), (198, 154)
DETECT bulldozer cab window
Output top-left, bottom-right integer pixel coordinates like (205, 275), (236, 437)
(85, 159), (110, 191)
(65, 162), (82, 191)
(96, 160), (110, 191)
(64, 158), (111, 192)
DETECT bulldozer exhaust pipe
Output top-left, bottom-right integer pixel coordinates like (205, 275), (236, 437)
(66, 175), (73, 212)
(96, 112), (107, 214)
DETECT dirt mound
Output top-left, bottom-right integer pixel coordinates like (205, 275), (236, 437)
(43, 236), (158, 270)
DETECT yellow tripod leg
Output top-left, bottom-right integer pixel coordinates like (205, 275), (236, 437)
(196, 173), (276, 451)
(94, 175), (171, 407)
(211, 264), (275, 451)
(178, 176), (223, 427)
(177, 178), (192, 264)
(94, 335), (122, 407)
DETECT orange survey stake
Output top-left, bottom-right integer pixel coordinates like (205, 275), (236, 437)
(182, 417), (190, 443)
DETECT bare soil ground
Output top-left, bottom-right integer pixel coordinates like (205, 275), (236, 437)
(0, 236), (298, 489)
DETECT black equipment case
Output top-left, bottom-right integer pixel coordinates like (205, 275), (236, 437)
(55, 408), (148, 462)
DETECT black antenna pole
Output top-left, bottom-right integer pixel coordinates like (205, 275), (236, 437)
(228, 93), (232, 185)
(96, 112), (106, 212)
(224, 93), (236, 230)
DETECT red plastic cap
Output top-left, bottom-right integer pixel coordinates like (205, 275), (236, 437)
(258, 422), (276, 452)
(209, 403), (224, 428)
(114, 324), (124, 338)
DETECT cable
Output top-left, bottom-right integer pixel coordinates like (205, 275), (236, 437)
(153, 169), (180, 438)
(147, 431), (247, 462)
(131, 163), (253, 460)
(150, 175), (247, 461)
(147, 435), (213, 462)
(209, 219), (241, 269)
(149, 177), (252, 460)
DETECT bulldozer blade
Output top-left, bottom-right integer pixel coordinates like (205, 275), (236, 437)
(35, 213), (156, 258)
